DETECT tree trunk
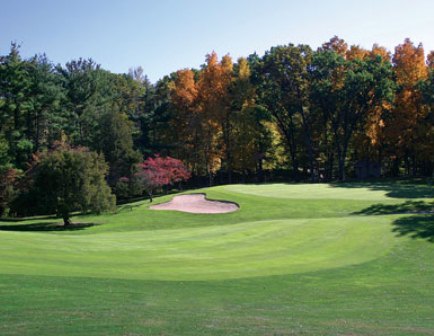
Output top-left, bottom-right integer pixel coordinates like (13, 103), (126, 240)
(34, 110), (40, 151)
(336, 136), (344, 181)
(148, 191), (153, 203)
(306, 140), (315, 182)
(208, 172), (213, 187)
(404, 156), (410, 176)
(339, 141), (350, 181)
(327, 153), (334, 181)
(63, 215), (71, 226)
(297, 98), (315, 182)
(391, 158), (400, 177)
(412, 156), (417, 177)
(273, 112), (298, 181)
(338, 156), (346, 181)
(337, 141), (349, 181)
(224, 116), (233, 184)
(257, 158), (264, 183)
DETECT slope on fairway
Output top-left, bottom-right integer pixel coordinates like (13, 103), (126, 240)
(0, 182), (433, 336)
(0, 215), (397, 280)
(0, 182), (432, 281)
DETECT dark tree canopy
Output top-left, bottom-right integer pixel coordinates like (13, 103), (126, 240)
(21, 144), (115, 225)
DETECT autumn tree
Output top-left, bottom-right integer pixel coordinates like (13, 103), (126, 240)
(419, 56), (434, 175)
(168, 69), (200, 172)
(133, 155), (190, 202)
(196, 52), (233, 184)
(354, 44), (394, 166)
(311, 47), (395, 180)
(345, 58), (395, 180)
(2, 36), (434, 190)
(346, 45), (369, 61)
(371, 44), (391, 62)
(386, 39), (429, 175)
(229, 58), (273, 180)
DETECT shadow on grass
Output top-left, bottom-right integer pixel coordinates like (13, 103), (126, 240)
(0, 222), (96, 232)
(392, 215), (434, 243)
(354, 200), (434, 242)
(354, 200), (434, 215)
(330, 179), (434, 199)
(116, 203), (143, 213)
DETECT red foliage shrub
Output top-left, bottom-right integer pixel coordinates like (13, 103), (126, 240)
(134, 155), (191, 201)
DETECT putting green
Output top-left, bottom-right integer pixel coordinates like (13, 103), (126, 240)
(0, 215), (397, 281)
(221, 183), (411, 201)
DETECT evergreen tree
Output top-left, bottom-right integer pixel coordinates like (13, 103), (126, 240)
(97, 105), (141, 183)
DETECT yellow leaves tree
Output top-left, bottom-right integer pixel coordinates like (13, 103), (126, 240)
(346, 45), (369, 61)
(386, 38), (429, 175)
(355, 44), (393, 162)
(371, 43), (391, 62)
(168, 69), (200, 173)
(169, 52), (233, 183)
(394, 39), (428, 86)
(196, 51), (233, 184)
(230, 58), (260, 177)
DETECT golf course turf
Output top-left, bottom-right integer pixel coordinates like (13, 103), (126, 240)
(0, 181), (433, 335)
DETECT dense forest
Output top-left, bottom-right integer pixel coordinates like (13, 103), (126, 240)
(1, 36), (433, 217)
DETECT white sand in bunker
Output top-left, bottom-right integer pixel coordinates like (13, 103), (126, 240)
(149, 194), (239, 214)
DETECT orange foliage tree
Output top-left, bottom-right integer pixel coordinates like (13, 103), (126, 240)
(386, 39), (429, 175)
(169, 69), (200, 173)
(196, 52), (233, 184)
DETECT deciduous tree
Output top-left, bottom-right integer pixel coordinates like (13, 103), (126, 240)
(196, 52), (232, 184)
(387, 39), (429, 175)
(133, 155), (190, 202)
(21, 144), (115, 225)
(169, 69), (200, 172)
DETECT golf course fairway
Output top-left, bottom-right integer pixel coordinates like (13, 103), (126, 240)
(1, 181), (433, 335)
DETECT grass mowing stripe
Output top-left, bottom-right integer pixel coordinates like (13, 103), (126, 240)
(0, 216), (398, 281)
(0, 182), (433, 335)
(1, 237), (433, 336)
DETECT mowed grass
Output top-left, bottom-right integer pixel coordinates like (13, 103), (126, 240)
(0, 180), (433, 335)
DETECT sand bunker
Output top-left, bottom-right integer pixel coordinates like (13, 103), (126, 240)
(150, 194), (239, 214)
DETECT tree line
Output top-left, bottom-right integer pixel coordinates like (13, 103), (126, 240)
(1, 36), (433, 217)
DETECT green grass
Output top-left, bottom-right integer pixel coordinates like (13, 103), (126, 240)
(0, 180), (433, 335)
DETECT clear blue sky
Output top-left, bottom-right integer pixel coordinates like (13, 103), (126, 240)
(1, 0), (433, 82)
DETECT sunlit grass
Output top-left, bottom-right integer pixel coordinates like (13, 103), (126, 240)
(0, 182), (433, 335)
